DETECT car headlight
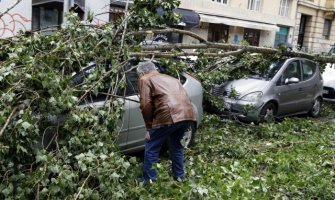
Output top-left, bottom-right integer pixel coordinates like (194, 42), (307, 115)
(240, 92), (263, 102)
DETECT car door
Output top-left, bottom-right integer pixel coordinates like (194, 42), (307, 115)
(124, 68), (146, 152)
(117, 98), (130, 152)
(299, 59), (319, 111)
(274, 60), (305, 115)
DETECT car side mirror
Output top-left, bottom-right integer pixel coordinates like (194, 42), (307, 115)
(285, 77), (299, 84)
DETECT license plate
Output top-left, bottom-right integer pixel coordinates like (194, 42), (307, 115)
(323, 89), (329, 94)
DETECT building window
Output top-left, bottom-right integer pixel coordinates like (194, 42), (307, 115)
(32, 6), (63, 33)
(32, 1), (85, 33)
(323, 19), (332, 39)
(279, 0), (290, 17)
(248, 0), (261, 11)
(212, 0), (228, 4)
(208, 24), (229, 42)
(110, 6), (126, 22)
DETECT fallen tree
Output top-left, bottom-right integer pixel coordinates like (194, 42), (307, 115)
(128, 28), (335, 64)
(1, 0), (334, 198)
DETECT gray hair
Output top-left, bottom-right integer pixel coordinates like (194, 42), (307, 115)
(137, 61), (157, 75)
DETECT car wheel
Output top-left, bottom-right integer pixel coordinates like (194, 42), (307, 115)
(180, 122), (196, 148)
(309, 97), (322, 117)
(259, 103), (277, 122)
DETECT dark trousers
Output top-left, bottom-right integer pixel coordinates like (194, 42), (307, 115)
(142, 121), (191, 181)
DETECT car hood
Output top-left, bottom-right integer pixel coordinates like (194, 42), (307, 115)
(225, 78), (269, 96)
(322, 64), (335, 87)
(324, 79), (335, 87)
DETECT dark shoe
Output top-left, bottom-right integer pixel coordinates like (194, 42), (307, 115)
(137, 177), (154, 185)
(168, 170), (189, 182)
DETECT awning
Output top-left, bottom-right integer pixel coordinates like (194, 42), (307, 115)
(110, 0), (134, 7)
(32, 0), (85, 11)
(199, 14), (279, 32)
(157, 8), (200, 28)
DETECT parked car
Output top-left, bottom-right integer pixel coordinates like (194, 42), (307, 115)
(43, 59), (203, 154)
(212, 57), (323, 122)
(327, 46), (335, 55)
(322, 63), (335, 102)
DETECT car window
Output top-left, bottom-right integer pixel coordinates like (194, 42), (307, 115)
(74, 60), (185, 102)
(279, 60), (301, 85)
(302, 60), (316, 81)
(72, 64), (125, 104)
(256, 59), (285, 80)
(71, 64), (96, 86)
(122, 59), (172, 96)
(328, 47), (335, 55)
(125, 70), (139, 96)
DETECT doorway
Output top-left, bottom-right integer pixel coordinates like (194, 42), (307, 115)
(297, 14), (308, 50)
(244, 28), (260, 46)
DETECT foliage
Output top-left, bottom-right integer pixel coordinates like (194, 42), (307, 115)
(119, 106), (334, 199)
(0, 0), (182, 198)
(188, 110), (335, 199)
(1, 0), (334, 199)
(129, 0), (181, 30)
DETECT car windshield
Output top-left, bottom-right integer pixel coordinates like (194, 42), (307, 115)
(249, 59), (285, 80)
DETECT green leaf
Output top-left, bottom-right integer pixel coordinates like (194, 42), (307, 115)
(21, 121), (31, 130)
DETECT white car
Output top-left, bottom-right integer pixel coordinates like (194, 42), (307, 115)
(322, 63), (335, 102)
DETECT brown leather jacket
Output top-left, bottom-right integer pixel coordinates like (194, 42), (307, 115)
(138, 71), (196, 130)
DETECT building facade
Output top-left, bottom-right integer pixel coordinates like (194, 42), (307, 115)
(0, 0), (110, 38)
(179, 0), (298, 48)
(0, 0), (32, 38)
(294, 0), (335, 53)
(1, 0), (335, 53)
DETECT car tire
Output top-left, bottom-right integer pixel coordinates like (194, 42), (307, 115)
(259, 103), (277, 122)
(309, 97), (322, 117)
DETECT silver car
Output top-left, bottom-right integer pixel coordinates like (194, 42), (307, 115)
(218, 57), (323, 122)
(44, 60), (203, 154)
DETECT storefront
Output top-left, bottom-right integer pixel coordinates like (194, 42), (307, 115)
(198, 13), (279, 46)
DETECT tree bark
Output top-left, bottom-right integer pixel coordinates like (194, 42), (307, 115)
(128, 28), (335, 63)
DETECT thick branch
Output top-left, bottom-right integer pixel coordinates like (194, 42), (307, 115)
(129, 28), (208, 43)
(129, 49), (244, 58)
(118, 0), (131, 58)
(134, 42), (335, 63)
(0, 105), (24, 137)
(139, 42), (274, 52)
(74, 173), (91, 200)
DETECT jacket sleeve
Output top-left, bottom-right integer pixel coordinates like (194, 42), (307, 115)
(139, 78), (154, 130)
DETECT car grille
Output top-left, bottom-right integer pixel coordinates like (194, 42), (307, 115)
(211, 84), (225, 96)
(223, 89), (241, 99)
(211, 84), (241, 98)
(323, 86), (335, 99)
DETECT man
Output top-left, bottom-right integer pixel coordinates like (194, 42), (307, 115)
(137, 61), (196, 182)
